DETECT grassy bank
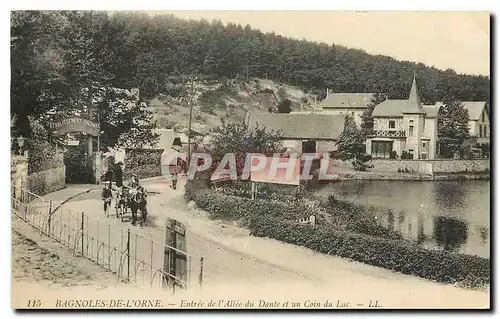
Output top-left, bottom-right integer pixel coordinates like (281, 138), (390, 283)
(184, 180), (490, 289)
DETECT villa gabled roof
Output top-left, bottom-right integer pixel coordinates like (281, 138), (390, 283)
(422, 104), (441, 118)
(371, 100), (407, 117)
(248, 113), (345, 140)
(321, 93), (375, 109)
(372, 101), (442, 118)
(462, 101), (487, 121)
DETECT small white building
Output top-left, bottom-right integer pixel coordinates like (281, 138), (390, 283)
(462, 101), (490, 146)
(366, 75), (441, 160)
(247, 113), (345, 154)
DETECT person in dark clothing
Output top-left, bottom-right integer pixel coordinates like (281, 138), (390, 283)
(115, 162), (124, 188)
(104, 167), (114, 183)
(101, 181), (113, 216)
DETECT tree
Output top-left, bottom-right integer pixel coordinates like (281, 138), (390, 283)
(95, 88), (160, 151)
(11, 11), (66, 138)
(198, 119), (284, 178)
(335, 115), (373, 171)
(11, 12), (159, 152)
(26, 116), (61, 174)
(437, 100), (470, 158)
(360, 93), (387, 138)
(277, 98), (293, 113)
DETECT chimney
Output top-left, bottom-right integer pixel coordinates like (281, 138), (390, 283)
(326, 88), (329, 97)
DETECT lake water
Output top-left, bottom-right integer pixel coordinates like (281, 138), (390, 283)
(312, 180), (490, 259)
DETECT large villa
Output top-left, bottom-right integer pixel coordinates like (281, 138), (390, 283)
(366, 76), (441, 160)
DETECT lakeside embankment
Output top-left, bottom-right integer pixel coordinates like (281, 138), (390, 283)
(330, 158), (490, 181)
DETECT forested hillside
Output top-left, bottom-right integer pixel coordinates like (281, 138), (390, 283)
(11, 11), (490, 138)
(98, 11), (490, 102)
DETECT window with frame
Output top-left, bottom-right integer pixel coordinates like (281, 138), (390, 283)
(389, 120), (395, 129)
(482, 110), (485, 122)
(409, 125), (414, 137)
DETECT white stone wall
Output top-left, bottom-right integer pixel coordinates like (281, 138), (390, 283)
(403, 114), (425, 159)
(281, 139), (337, 155)
(281, 140), (302, 154)
(322, 108), (363, 126)
(423, 118), (438, 159)
(27, 166), (66, 196)
(469, 120), (478, 136)
(317, 141), (337, 153)
(371, 159), (489, 173)
(11, 155), (28, 199)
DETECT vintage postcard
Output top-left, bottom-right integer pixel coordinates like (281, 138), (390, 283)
(10, 10), (490, 310)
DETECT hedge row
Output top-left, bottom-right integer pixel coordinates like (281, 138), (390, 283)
(185, 181), (324, 223)
(248, 214), (490, 288)
(206, 181), (402, 240)
(184, 181), (490, 288)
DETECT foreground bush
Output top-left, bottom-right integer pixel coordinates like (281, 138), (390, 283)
(325, 194), (402, 239)
(185, 181), (330, 225)
(249, 215), (490, 288)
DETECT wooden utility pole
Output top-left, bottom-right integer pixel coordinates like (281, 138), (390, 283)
(187, 77), (195, 166)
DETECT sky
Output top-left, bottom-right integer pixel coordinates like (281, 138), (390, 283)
(150, 11), (490, 76)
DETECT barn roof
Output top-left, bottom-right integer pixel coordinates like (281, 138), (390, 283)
(248, 113), (345, 140)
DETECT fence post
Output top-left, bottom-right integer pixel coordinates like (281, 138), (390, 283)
(47, 200), (53, 236)
(81, 212), (84, 256)
(199, 257), (204, 288)
(127, 229), (131, 282)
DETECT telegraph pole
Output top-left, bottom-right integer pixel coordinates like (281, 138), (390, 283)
(187, 76), (195, 166)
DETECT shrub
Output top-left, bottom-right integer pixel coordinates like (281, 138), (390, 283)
(124, 149), (162, 179)
(248, 214), (490, 288)
(326, 194), (402, 240)
(184, 181), (324, 223)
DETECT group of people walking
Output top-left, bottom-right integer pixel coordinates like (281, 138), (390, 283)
(101, 162), (143, 215)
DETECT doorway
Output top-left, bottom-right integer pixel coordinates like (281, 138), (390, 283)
(302, 140), (317, 154)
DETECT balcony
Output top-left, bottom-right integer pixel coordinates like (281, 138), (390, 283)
(371, 130), (406, 138)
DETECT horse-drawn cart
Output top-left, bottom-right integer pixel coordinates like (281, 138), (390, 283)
(114, 186), (148, 226)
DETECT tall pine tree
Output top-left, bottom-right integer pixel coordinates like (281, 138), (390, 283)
(437, 100), (470, 158)
(360, 93), (387, 138)
(336, 115), (373, 171)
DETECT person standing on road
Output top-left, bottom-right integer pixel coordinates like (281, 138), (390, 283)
(170, 157), (184, 190)
(128, 174), (140, 189)
(104, 166), (114, 184)
(101, 181), (113, 216)
(115, 162), (124, 188)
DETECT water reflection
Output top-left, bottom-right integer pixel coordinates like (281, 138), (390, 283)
(478, 226), (489, 245)
(387, 210), (395, 232)
(316, 180), (490, 258)
(433, 182), (467, 215)
(433, 216), (469, 253)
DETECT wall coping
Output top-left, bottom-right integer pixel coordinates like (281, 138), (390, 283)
(371, 159), (490, 162)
